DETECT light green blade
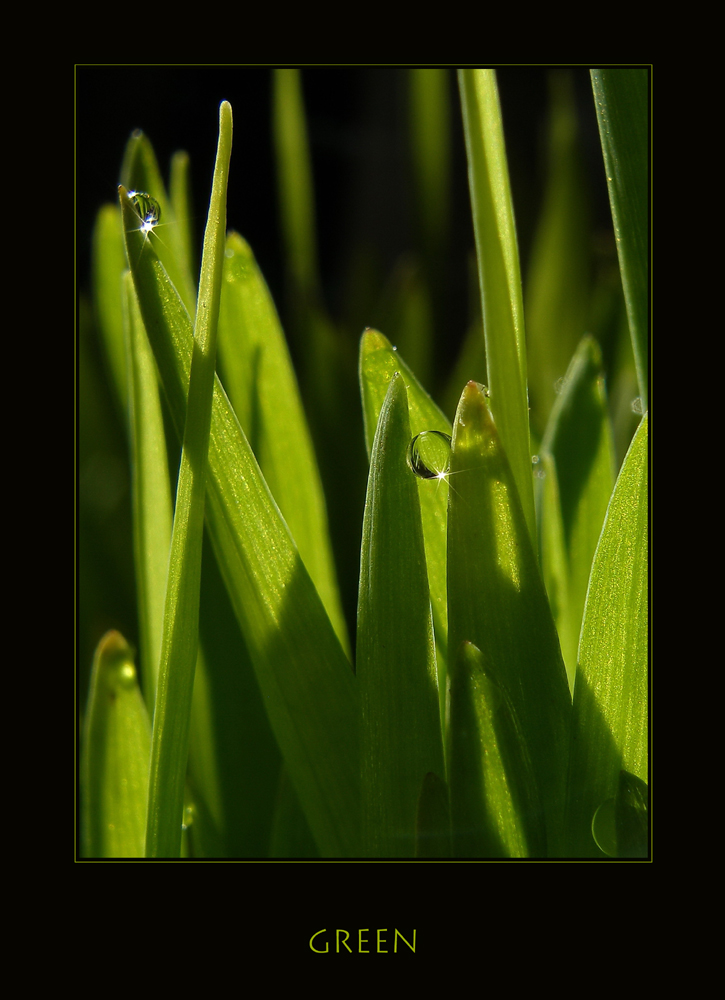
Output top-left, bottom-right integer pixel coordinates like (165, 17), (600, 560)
(119, 157), (358, 861)
(81, 631), (151, 858)
(457, 69), (535, 548)
(447, 381), (571, 856)
(357, 374), (445, 857)
(217, 231), (348, 656)
(566, 412), (648, 857)
(143, 101), (233, 859)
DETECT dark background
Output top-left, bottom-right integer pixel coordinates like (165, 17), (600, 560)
(76, 66), (611, 361)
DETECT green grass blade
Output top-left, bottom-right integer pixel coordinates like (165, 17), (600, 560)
(169, 150), (197, 294)
(120, 134), (357, 861)
(217, 231), (348, 655)
(81, 631), (151, 858)
(124, 273), (173, 706)
(357, 374), (444, 857)
(359, 328), (451, 715)
(272, 68), (321, 303)
(565, 412), (648, 857)
(525, 72), (592, 436)
(538, 335), (615, 690)
(447, 381), (571, 856)
(457, 69), (536, 547)
(590, 69), (649, 410)
(448, 641), (546, 857)
(91, 204), (127, 414)
(143, 101), (233, 858)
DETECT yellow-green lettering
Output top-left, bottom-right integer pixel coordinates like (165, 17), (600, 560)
(377, 929), (388, 953)
(394, 929), (416, 953)
(310, 930), (328, 954)
(337, 930), (352, 954)
(359, 929), (370, 953)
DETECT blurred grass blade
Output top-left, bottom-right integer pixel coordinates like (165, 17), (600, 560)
(590, 69), (649, 410)
(415, 771), (452, 859)
(217, 232), (348, 655)
(357, 374), (444, 857)
(92, 204), (128, 414)
(525, 72), (592, 436)
(120, 129), (198, 317)
(143, 100), (233, 858)
(359, 329), (451, 715)
(120, 137), (357, 861)
(272, 68), (321, 304)
(458, 69), (535, 547)
(169, 150), (197, 294)
(538, 335), (615, 690)
(124, 273), (173, 705)
(565, 412), (648, 856)
(447, 381), (571, 855)
(82, 631), (151, 858)
(448, 641), (546, 857)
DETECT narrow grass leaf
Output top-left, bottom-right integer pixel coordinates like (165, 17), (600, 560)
(169, 150), (197, 295)
(120, 145), (357, 860)
(144, 101), (233, 858)
(525, 72), (592, 436)
(124, 273), (173, 706)
(448, 641), (545, 858)
(447, 381), (571, 856)
(91, 204), (127, 414)
(565, 412), (648, 856)
(359, 329), (451, 715)
(218, 232), (348, 655)
(538, 335), (615, 689)
(458, 69), (536, 547)
(81, 631), (151, 858)
(357, 374), (444, 857)
(590, 69), (649, 410)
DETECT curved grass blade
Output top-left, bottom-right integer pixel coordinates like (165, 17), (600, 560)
(357, 374), (444, 857)
(91, 204), (128, 414)
(144, 101), (233, 858)
(458, 69), (536, 548)
(81, 631), (151, 858)
(590, 69), (649, 410)
(359, 329), (451, 717)
(447, 381), (571, 856)
(218, 231), (348, 656)
(565, 412), (648, 856)
(120, 145), (357, 861)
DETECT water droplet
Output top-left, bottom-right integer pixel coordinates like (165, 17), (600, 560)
(531, 455), (540, 465)
(631, 396), (643, 414)
(407, 430), (452, 480)
(591, 797), (617, 856)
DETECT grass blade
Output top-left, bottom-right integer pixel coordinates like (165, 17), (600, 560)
(143, 100), (233, 858)
(590, 69), (649, 410)
(217, 232), (348, 655)
(357, 374), (444, 857)
(458, 69), (536, 547)
(447, 381), (571, 856)
(81, 631), (151, 858)
(565, 412), (648, 856)
(359, 328), (451, 715)
(124, 273), (173, 705)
